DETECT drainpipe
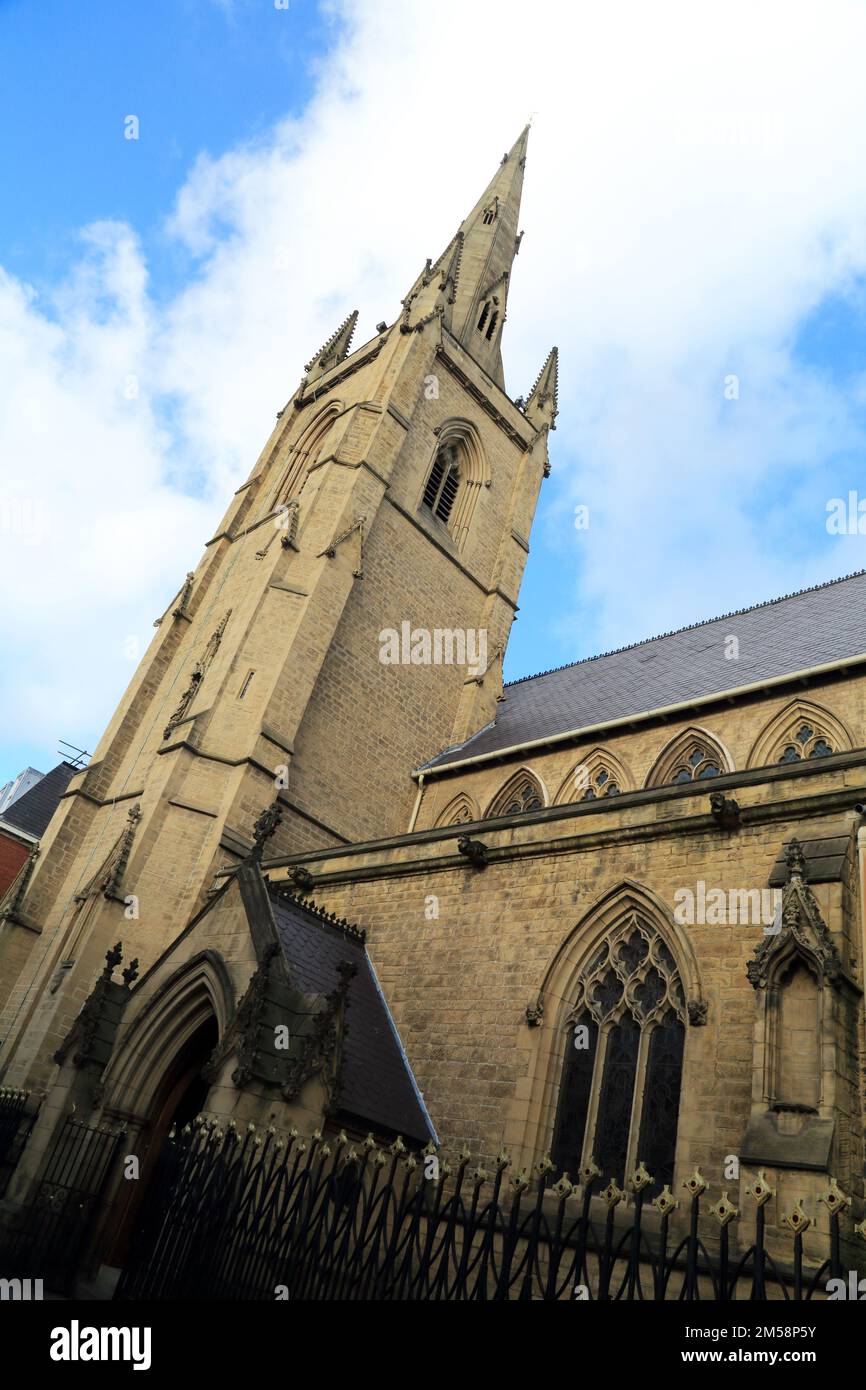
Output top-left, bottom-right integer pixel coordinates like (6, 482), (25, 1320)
(856, 805), (866, 988)
(407, 773), (426, 833)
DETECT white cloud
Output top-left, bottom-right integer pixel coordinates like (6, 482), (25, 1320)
(5, 0), (866, 775)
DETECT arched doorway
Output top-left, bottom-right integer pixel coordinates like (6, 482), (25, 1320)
(106, 1014), (218, 1268)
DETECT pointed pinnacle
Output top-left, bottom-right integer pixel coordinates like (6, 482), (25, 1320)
(304, 309), (359, 379)
(436, 232), (463, 306)
(524, 346), (559, 429)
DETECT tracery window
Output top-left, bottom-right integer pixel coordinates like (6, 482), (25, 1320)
(778, 724), (833, 763)
(552, 915), (686, 1195)
(488, 772), (545, 818)
(581, 767), (621, 800)
(672, 746), (720, 783)
(419, 424), (489, 551)
(555, 750), (633, 805)
(747, 699), (849, 769)
(645, 727), (730, 789)
(434, 792), (478, 828)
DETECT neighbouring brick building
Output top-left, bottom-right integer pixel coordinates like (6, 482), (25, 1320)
(0, 761), (77, 901)
(1, 128), (865, 1289)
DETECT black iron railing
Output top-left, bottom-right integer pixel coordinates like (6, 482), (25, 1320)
(0, 1111), (125, 1291)
(115, 1120), (866, 1301)
(0, 1086), (36, 1199)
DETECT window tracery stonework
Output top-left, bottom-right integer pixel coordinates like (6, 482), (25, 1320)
(645, 728), (730, 789)
(553, 913), (687, 1194)
(777, 723), (833, 763)
(670, 745), (721, 783)
(747, 698), (852, 770)
(487, 772), (545, 818)
(554, 749), (633, 805)
(581, 767), (621, 800)
(570, 916), (687, 1030)
(419, 421), (489, 549)
(434, 792), (478, 828)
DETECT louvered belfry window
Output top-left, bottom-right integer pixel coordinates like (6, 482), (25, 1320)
(422, 443), (461, 525)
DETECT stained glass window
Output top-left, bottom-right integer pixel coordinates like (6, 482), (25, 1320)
(636, 1010), (685, 1194)
(594, 1015), (640, 1186)
(551, 1015), (598, 1180)
(552, 914), (687, 1194)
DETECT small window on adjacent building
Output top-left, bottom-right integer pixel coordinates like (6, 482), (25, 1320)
(422, 443), (461, 526)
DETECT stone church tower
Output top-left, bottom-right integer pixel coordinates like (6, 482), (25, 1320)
(0, 127), (556, 1093)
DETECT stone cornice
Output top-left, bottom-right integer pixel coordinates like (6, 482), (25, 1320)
(254, 762), (866, 886)
(434, 345), (533, 449)
(293, 338), (386, 408)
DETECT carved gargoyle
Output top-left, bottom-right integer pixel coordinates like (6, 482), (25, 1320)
(457, 835), (488, 870)
(290, 866), (314, 894)
(709, 791), (740, 831)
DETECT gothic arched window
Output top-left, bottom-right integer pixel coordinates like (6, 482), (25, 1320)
(645, 727), (730, 789)
(672, 747), (720, 783)
(434, 791), (479, 828)
(552, 915), (686, 1195)
(487, 770), (545, 818)
(778, 724), (833, 763)
(581, 767), (621, 800)
(269, 404), (340, 512)
(747, 699), (851, 769)
(554, 750), (633, 805)
(419, 424), (489, 550)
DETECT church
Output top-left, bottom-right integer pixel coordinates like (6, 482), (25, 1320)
(1, 126), (865, 1298)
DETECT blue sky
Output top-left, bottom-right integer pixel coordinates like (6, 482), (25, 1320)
(0, 0), (328, 296)
(3, 0), (866, 787)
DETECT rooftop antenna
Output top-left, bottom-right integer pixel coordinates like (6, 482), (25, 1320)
(58, 740), (90, 770)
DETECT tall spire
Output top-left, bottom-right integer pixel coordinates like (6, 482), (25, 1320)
(401, 127), (529, 388)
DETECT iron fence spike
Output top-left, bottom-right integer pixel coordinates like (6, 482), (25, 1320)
(682, 1167), (708, 1199)
(746, 1169), (775, 1206)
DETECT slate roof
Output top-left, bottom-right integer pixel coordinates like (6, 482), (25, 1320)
(767, 833), (852, 887)
(0, 761), (77, 838)
(425, 570), (866, 769)
(269, 887), (436, 1146)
